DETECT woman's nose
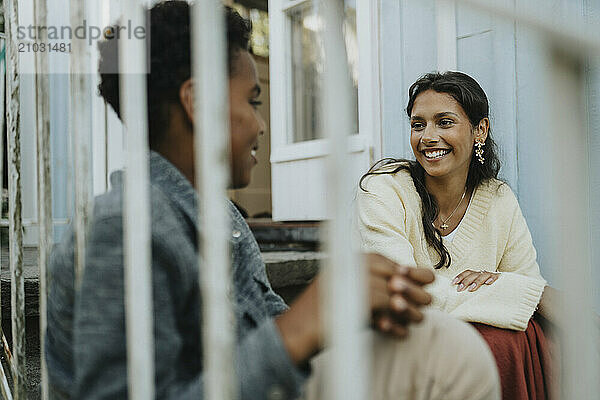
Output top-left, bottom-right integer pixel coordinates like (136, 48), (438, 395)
(420, 126), (439, 144)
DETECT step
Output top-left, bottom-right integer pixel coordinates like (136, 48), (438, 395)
(247, 219), (321, 251)
(0, 247), (323, 316)
(1, 247), (40, 318)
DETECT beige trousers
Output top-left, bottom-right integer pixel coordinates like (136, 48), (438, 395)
(304, 310), (500, 400)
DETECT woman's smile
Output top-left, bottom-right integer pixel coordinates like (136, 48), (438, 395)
(422, 148), (452, 160)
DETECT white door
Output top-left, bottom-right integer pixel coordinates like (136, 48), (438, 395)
(268, 0), (380, 220)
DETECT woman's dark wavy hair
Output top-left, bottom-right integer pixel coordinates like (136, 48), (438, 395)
(97, 1), (251, 148)
(360, 71), (501, 269)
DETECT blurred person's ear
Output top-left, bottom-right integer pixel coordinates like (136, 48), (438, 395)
(179, 79), (194, 124)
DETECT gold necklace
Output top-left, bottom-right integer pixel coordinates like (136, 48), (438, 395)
(436, 188), (467, 230)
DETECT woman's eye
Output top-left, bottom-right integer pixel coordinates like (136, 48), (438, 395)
(411, 122), (425, 130)
(439, 119), (454, 127)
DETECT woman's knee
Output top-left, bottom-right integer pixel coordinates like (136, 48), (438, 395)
(418, 310), (501, 400)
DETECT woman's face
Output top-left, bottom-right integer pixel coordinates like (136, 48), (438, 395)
(228, 51), (266, 189)
(409, 89), (486, 182)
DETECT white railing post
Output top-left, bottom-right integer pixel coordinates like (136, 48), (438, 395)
(34, 0), (53, 398)
(119, 1), (155, 399)
(0, 32), (13, 400)
(0, 36), (5, 325)
(3, 0), (26, 396)
(191, 2), (236, 399)
(69, 0), (92, 286)
(548, 50), (600, 400)
(320, 0), (368, 399)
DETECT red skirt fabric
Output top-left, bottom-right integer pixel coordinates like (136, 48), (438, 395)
(471, 319), (554, 400)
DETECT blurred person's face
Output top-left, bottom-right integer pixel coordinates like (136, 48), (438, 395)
(228, 51), (266, 189)
(409, 89), (487, 182)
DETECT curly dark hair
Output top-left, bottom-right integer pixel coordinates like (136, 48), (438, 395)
(97, 1), (252, 148)
(360, 71), (502, 269)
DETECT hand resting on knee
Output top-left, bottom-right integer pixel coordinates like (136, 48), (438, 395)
(275, 253), (434, 366)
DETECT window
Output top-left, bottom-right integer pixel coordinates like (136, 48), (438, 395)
(288, 1), (358, 143)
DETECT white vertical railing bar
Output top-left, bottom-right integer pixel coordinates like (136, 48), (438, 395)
(0, 35), (13, 400)
(119, 1), (155, 399)
(102, 1), (110, 191)
(0, 36), (5, 325)
(69, 0), (92, 286)
(34, 0), (53, 398)
(0, 361), (13, 400)
(549, 52), (599, 400)
(320, 0), (368, 399)
(3, 0), (26, 397)
(191, 2), (236, 399)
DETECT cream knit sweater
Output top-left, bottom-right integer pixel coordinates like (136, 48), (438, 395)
(357, 166), (546, 331)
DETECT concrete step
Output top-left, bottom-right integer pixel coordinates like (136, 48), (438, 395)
(248, 219), (321, 252)
(1, 246), (323, 317)
(263, 251), (324, 303)
(1, 247), (40, 318)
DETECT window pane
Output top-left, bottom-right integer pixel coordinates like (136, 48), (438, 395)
(289, 3), (358, 143)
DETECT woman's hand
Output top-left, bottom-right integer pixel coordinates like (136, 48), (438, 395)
(365, 253), (434, 337)
(452, 269), (500, 292)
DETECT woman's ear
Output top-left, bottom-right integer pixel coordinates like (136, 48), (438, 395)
(475, 117), (490, 143)
(179, 79), (195, 124)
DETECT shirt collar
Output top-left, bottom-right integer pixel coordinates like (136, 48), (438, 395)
(109, 151), (198, 228)
(109, 151), (244, 233)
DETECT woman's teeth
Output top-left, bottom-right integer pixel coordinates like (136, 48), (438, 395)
(251, 149), (257, 157)
(424, 149), (451, 159)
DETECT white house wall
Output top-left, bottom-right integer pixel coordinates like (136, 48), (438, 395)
(585, 1), (600, 311)
(379, 0), (436, 160)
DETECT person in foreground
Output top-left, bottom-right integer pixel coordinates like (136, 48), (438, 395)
(45, 3), (500, 399)
(357, 71), (553, 399)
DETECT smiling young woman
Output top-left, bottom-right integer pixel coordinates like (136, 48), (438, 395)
(357, 71), (554, 399)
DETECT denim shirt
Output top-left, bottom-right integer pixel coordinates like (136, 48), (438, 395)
(46, 151), (308, 399)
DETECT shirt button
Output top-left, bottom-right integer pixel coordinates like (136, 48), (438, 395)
(267, 385), (285, 400)
(232, 230), (241, 238)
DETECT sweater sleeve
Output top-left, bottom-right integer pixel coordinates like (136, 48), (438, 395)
(356, 176), (418, 268)
(431, 189), (546, 331)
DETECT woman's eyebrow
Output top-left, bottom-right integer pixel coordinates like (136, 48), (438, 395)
(434, 111), (459, 119)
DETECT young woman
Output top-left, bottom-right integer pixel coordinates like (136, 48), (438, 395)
(357, 71), (553, 399)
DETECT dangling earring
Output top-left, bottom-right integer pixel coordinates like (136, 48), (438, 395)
(475, 140), (485, 164)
